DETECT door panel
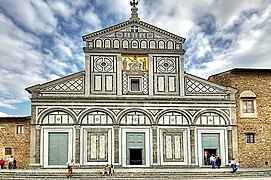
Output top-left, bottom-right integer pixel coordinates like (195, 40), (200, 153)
(48, 132), (68, 165)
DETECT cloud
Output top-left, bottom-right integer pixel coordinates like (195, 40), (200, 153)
(0, 0), (57, 34)
(0, 0), (271, 115)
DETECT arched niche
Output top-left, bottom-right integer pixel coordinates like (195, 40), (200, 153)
(104, 39), (111, 48)
(113, 39), (120, 48)
(149, 40), (156, 49)
(158, 40), (165, 49)
(140, 40), (147, 49)
(95, 39), (103, 48)
(122, 40), (129, 48)
(167, 40), (174, 49)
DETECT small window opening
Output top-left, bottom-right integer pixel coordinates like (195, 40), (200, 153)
(246, 133), (255, 143)
(16, 124), (24, 134)
(242, 100), (254, 113)
(5, 147), (12, 155)
(131, 79), (140, 91)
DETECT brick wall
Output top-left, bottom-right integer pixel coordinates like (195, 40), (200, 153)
(209, 70), (271, 167)
(0, 117), (31, 169)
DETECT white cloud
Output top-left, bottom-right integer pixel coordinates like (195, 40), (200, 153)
(0, 0), (57, 34)
(0, 0), (271, 115)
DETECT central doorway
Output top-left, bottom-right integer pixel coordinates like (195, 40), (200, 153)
(202, 133), (220, 165)
(126, 132), (145, 165)
(130, 148), (143, 165)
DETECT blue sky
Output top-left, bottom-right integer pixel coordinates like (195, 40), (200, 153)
(0, 0), (271, 116)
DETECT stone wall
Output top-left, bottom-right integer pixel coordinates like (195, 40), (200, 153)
(209, 70), (271, 167)
(0, 116), (31, 169)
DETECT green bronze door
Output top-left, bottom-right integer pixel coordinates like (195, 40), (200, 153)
(126, 132), (145, 165)
(202, 133), (220, 165)
(48, 132), (68, 165)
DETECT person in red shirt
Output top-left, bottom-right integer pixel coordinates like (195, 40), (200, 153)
(0, 158), (5, 169)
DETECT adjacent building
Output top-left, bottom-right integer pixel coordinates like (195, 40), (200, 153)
(209, 68), (271, 167)
(25, 2), (237, 168)
(0, 116), (31, 169)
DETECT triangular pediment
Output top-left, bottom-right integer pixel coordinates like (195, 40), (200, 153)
(184, 73), (234, 96)
(82, 20), (185, 45)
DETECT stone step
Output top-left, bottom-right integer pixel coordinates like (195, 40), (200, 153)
(0, 169), (270, 179)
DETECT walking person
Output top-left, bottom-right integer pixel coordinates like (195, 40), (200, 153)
(66, 159), (75, 178)
(230, 158), (238, 173)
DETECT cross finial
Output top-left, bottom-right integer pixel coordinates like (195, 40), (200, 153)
(129, 0), (140, 21)
(130, 0), (138, 7)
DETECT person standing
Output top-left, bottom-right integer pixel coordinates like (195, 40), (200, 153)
(216, 155), (221, 169)
(210, 154), (216, 169)
(0, 158), (5, 169)
(66, 159), (75, 177)
(7, 156), (14, 169)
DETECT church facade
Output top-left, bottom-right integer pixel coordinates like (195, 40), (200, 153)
(26, 2), (237, 168)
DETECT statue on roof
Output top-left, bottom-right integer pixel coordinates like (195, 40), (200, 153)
(130, 0), (138, 7)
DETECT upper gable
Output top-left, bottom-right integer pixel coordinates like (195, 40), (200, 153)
(82, 20), (186, 51)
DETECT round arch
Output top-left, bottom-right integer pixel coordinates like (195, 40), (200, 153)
(78, 108), (116, 125)
(104, 39), (111, 48)
(193, 109), (230, 125)
(38, 108), (77, 124)
(117, 108), (154, 125)
(155, 109), (192, 125)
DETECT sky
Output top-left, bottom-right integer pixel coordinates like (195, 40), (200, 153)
(0, 0), (270, 117)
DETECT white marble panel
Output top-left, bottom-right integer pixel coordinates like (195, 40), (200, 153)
(168, 76), (175, 92)
(94, 75), (102, 91)
(166, 135), (172, 159)
(100, 135), (106, 159)
(91, 136), (97, 159)
(175, 136), (181, 159)
(158, 76), (165, 92)
(106, 75), (113, 91)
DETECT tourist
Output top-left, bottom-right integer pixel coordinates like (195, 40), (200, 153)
(102, 164), (109, 176)
(13, 158), (17, 169)
(66, 159), (75, 177)
(216, 155), (221, 169)
(210, 154), (216, 169)
(109, 164), (114, 176)
(230, 158), (238, 173)
(0, 158), (5, 169)
(7, 156), (14, 169)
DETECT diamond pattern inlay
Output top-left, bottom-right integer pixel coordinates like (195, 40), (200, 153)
(43, 76), (84, 92)
(186, 78), (225, 94)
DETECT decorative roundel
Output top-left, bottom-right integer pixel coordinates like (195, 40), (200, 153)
(157, 57), (175, 72)
(94, 57), (113, 72)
